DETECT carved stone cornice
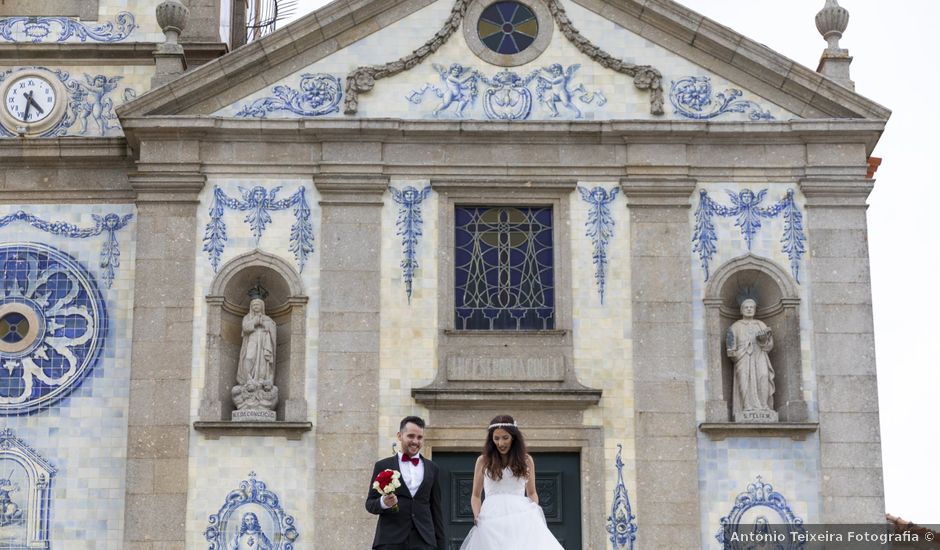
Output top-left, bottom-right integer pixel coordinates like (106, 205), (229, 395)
(799, 177), (873, 207)
(128, 171), (206, 203)
(620, 177), (696, 208)
(343, 0), (665, 116)
(699, 422), (819, 441)
(315, 173), (389, 205)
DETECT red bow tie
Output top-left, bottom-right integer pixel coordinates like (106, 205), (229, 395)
(401, 454), (420, 466)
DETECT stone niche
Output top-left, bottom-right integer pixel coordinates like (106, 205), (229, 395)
(197, 250), (309, 434)
(703, 254), (809, 426)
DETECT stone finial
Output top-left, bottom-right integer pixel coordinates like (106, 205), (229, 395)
(156, 0), (189, 46)
(152, 0), (189, 88)
(815, 0), (854, 89)
(815, 0), (849, 52)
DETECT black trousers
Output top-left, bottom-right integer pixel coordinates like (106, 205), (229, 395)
(374, 525), (435, 550)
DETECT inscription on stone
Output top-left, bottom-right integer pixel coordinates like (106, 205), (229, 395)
(232, 409), (277, 422)
(736, 410), (779, 423)
(447, 356), (565, 381)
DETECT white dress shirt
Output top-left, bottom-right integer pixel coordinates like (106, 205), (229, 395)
(379, 452), (424, 509)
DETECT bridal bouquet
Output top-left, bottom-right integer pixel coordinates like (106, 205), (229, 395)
(373, 469), (402, 512)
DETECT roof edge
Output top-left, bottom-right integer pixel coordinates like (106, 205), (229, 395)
(117, 0), (425, 118)
(119, 0), (892, 122)
(588, 0), (891, 120)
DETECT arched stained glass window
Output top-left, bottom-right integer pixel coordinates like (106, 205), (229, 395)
(477, 2), (539, 55)
(454, 206), (555, 330)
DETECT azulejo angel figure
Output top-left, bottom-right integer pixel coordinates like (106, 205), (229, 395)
(536, 63), (583, 118)
(535, 64), (607, 119)
(407, 63), (479, 117)
(76, 74), (122, 135)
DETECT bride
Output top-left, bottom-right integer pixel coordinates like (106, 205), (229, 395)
(460, 415), (564, 550)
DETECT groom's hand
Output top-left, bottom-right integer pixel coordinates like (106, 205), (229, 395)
(382, 494), (398, 508)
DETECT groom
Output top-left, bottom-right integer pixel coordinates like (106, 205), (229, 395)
(366, 416), (446, 550)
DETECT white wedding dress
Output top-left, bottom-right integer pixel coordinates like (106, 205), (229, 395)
(459, 467), (564, 549)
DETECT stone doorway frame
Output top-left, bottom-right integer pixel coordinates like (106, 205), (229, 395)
(422, 411), (606, 550)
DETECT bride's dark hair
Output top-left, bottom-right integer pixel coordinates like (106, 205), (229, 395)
(481, 414), (528, 481)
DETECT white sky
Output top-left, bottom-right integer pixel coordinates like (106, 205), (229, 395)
(284, 0), (940, 524)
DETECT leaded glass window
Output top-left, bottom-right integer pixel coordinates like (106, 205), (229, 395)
(477, 2), (539, 55)
(454, 206), (554, 330)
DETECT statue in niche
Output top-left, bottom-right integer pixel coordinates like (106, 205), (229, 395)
(726, 298), (778, 423)
(231, 511), (274, 550)
(232, 284), (279, 421)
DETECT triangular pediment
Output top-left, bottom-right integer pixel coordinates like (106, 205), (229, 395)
(118, 0), (890, 123)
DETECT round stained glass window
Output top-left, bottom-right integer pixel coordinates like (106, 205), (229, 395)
(0, 312), (29, 344)
(478, 2), (539, 55)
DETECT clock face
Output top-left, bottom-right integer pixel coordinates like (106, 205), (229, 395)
(4, 75), (57, 124)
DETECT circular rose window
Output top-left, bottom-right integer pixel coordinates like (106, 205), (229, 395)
(464, 0), (552, 67)
(478, 2), (539, 55)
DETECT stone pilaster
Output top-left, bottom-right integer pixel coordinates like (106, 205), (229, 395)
(621, 178), (701, 549)
(124, 171), (205, 550)
(801, 177), (884, 522)
(313, 174), (388, 548)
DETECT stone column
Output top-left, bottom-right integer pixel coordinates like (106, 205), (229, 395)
(124, 171), (205, 549)
(621, 178), (701, 549)
(802, 177), (884, 522)
(313, 175), (387, 548)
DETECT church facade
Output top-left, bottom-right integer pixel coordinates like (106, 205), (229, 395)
(0, 0), (888, 548)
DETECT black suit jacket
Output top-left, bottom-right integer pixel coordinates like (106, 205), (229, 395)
(365, 455), (446, 550)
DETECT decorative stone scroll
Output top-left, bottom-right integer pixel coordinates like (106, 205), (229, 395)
(344, 0), (664, 116)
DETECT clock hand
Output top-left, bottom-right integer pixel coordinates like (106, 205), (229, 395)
(22, 91), (33, 121)
(25, 91), (45, 115)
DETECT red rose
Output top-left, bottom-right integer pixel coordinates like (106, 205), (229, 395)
(375, 469), (394, 488)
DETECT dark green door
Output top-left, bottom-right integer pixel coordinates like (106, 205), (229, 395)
(435, 452), (582, 550)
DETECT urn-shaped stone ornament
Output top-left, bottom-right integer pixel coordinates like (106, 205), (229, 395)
(815, 0), (849, 50)
(156, 0), (189, 44)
